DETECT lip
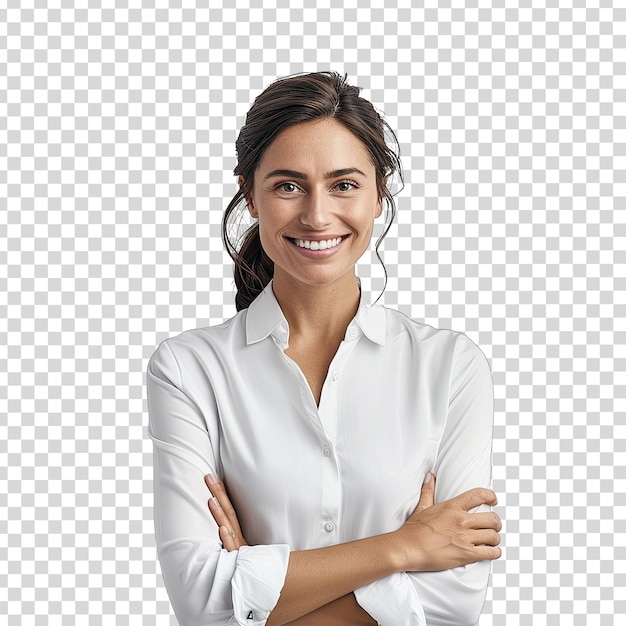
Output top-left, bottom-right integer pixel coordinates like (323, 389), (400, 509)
(286, 234), (349, 257)
(285, 234), (349, 241)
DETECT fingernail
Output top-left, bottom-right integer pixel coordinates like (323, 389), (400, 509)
(423, 472), (432, 484)
(206, 473), (216, 485)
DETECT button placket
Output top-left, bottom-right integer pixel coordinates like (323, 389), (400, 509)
(319, 366), (340, 546)
(317, 336), (360, 546)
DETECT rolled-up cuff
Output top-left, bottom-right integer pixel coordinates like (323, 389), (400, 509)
(231, 544), (290, 626)
(355, 572), (427, 626)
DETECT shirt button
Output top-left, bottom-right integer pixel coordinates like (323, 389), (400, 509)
(323, 447), (331, 457)
(332, 371), (339, 382)
(348, 327), (358, 338)
(324, 522), (335, 532)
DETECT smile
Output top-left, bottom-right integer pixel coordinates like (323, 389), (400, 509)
(290, 236), (347, 251)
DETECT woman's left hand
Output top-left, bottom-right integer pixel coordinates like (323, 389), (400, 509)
(205, 473), (249, 551)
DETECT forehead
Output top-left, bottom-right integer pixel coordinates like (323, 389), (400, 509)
(256, 118), (374, 174)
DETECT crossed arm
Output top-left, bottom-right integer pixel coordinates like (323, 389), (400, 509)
(205, 473), (501, 626)
(149, 329), (500, 624)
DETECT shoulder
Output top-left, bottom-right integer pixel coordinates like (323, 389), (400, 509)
(147, 309), (248, 379)
(381, 306), (490, 373)
(381, 306), (466, 349)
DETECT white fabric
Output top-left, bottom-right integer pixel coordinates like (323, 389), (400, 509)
(147, 281), (494, 625)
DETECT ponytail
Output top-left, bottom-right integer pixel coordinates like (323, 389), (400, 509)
(221, 192), (274, 311)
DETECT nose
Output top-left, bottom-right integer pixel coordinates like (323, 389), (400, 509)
(299, 188), (332, 229)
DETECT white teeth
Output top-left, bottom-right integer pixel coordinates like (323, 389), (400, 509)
(294, 237), (343, 250)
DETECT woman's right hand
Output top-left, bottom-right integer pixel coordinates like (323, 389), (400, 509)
(394, 473), (502, 572)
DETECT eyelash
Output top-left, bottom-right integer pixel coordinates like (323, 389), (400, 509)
(334, 179), (358, 192)
(276, 179), (359, 193)
(276, 182), (301, 193)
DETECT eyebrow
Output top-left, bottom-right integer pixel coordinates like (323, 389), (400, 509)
(263, 167), (367, 181)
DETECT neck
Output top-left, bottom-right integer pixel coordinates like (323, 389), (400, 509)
(271, 272), (361, 341)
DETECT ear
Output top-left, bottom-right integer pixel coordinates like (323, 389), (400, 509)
(247, 199), (258, 219)
(239, 176), (258, 218)
(375, 176), (388, 218)
(375, 197), (383, 219)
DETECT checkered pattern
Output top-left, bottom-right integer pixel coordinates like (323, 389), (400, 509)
(1, 1), (622, 623)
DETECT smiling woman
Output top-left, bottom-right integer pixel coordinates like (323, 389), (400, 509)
(246, 118), (382, 298)
(221, 71), (401, 313)
(147, 72), (501, 626)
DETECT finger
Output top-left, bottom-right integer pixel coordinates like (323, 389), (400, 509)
(473, 544), (502, 561)
(209, 499), (239, 551)
(208, 496), (245, 544)
(205, 472), (225, 491)
(205, 472), (228, 493)
(454, 487), (498, 511)
(205, 473), (217, 496)
(471, 528), (501, 547)
(415, 472), (435, 513)
(214, 488), (240, 529)
(206, 475), (248, 547)
(208, 495), (230, 528)
(205, 475), (240, 525)
(205, 473), (229, 507)
(465, 511), (502, 531)
(219, 525), (238, 551)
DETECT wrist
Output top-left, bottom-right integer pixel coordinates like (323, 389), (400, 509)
(386, 527), (428, 573)
(383, 529), (411, 574)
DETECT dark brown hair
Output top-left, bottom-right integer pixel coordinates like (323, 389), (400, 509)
(222, 71), (402, 311)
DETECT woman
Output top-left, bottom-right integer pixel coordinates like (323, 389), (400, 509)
(147, 71), (502, 626)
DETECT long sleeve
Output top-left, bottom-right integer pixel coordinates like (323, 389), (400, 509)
(355, 333), (495, 626)
(147, 340), (290, 626)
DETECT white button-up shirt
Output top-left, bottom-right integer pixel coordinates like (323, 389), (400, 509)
(147, 281), (494, 626)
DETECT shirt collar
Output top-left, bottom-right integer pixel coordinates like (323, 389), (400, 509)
(352, 296), (386, 346)
(245, 280), (386, 347)
(245, 281), (289, 346)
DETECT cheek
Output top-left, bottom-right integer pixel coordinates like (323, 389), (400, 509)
(256, 217), (285, 260)
(361, 222), (376, 245)
(256, 201), (293, 233)
(256, 212), (281, 240)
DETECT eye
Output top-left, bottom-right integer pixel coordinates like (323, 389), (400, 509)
(276, 181), (301, 193)
(334, 180), (358, 192)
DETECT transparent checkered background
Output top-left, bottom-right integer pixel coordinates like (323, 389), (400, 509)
(1, 0), (623, 624)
